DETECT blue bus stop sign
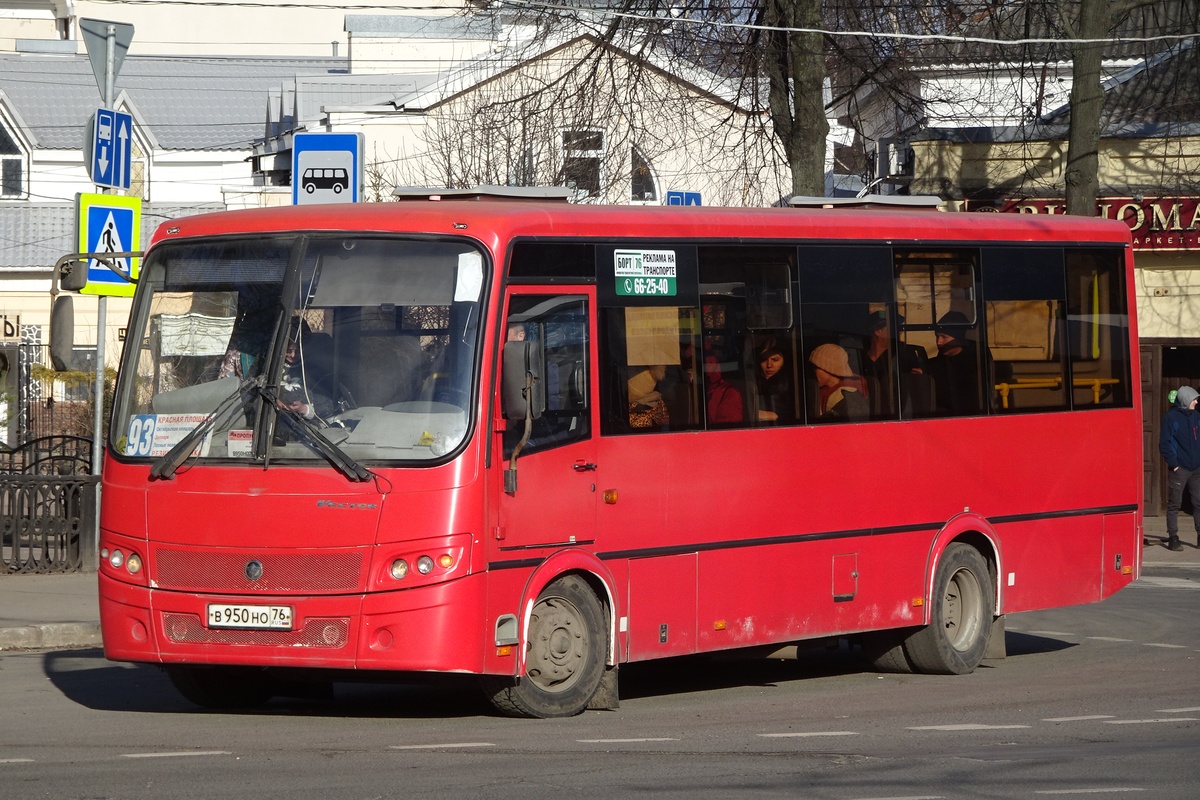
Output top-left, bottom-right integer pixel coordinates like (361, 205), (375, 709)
(292, 132), (364, 205)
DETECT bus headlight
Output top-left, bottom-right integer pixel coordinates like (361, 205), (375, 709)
(390, 559), (409, 580)
(126, 553), (143, 574)
(416, 556), (434, 575)
(109, 549), (125, 569)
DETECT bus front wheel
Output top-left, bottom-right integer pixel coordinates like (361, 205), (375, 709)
(483, 575), (606, 718)
(905, 543), (993, 674)
(166, 665), (273, 710)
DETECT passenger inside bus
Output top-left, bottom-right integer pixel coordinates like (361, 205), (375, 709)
(628, 365), (670, 430)
(808, 343), (869, 422)
(703, 352), (744, 426)
(928, 311), (982, 415)
(754, 336), (794, 424)
(279, 329), (335, 420)
(862, 310), (929, 419)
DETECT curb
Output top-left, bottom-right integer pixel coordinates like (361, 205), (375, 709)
(0, 623), (102, 652)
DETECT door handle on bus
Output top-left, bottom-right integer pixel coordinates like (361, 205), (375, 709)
(573, 461), (597, 472)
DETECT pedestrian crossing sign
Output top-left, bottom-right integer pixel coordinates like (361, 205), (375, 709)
(76, 193), (141, 297)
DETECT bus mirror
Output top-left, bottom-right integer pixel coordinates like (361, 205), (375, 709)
(502, 340), (545, 420)
(59, 259), (88, 292)
(49, 295), (75, 371)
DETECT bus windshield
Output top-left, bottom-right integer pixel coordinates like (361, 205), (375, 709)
(112, 234), (486, 466)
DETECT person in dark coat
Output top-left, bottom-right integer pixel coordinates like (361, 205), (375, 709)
(1159, 384), (1200, 551)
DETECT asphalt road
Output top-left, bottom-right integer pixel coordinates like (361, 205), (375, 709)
(1, 565), (1197, 800)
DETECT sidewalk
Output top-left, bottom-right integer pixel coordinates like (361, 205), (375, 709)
(1, 519), (1198, 653)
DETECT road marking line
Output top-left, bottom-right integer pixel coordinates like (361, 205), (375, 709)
(389, 743), (495, 750)
(1159, 706), (1200, 713)
(1143, 643), (1188, 648)
(121, 751), (231, 758)
(1034, 789), (1145, 795)
(1086, 636), (1131, 642)
(1042, 715), (1115, 722)
(1103, 718), (1199, 725)
(1133, 577), (1200, 589)
(849, 796), (944, 800)
(907, 724), (1030, 731)
(758, 731), (859, 738)
(0, 759), (35, 764)
(1027, 630), (1076, 637)
(577, 738), (679, 743)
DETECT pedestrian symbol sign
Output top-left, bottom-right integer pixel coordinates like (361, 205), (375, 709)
(76, 193), (141, 297)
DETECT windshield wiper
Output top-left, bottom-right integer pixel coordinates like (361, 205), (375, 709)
(261, 387), (372, 482)
(150, 377), (265, 480)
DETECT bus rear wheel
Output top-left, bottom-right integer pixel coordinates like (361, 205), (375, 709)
(905, 543), (993, 675)
(166, 665), (273, 710)
(483, 575), (606, 718)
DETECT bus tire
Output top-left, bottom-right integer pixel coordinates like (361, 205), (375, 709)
(483, 575), (606, 718)
(861, 629), (917, 673)
(166, 665), (273, 710)
(905, 543), (993, 675)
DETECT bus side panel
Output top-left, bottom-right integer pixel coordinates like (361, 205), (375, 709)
(1102, 510), (1139, 598)
(694, 532), (929, 653)
(994, 516), (1104, 614)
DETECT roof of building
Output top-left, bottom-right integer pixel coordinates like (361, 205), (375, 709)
(0, 203), (225, 269)
(0, 53), (347, 151)
(914, 39), (1200, 144)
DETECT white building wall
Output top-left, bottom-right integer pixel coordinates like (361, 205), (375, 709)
(2, 1), (478, 57)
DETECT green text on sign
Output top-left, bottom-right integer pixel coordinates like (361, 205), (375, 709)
(614, 249), (677, 297)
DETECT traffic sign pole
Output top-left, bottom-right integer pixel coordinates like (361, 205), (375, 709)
(79, 18), (134, 567)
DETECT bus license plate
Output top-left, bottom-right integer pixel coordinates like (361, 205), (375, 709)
(207, 604), (293, 630)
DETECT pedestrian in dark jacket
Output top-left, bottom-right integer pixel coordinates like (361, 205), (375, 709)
(1159, 384), (1200, 551)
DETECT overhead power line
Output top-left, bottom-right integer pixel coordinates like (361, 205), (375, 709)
(499, 0), (1198, 48)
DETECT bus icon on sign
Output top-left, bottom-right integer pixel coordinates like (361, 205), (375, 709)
(302, 167), (348, 195)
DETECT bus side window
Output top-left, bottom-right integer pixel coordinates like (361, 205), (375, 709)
(1065, 248), (1131, 408)
(895, 249), (985, 418)
(799, 245), (892, 423)
(599, 306), (701, 435)
(697, 246), (795, 429)
(982, 247), (1068, 413)
(502, 295), (590, 457)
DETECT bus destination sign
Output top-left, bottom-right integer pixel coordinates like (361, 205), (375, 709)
(614, 249), (677, 297)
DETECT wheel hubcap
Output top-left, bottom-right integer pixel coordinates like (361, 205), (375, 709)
(527, 597), (587, 692)
(943, 567), (983, 651)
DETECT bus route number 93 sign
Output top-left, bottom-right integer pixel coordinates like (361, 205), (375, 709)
(615, 249), (677, 297)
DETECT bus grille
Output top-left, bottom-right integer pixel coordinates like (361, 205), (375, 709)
(162, 613), (350, 648)
(154, 549), (364, 593)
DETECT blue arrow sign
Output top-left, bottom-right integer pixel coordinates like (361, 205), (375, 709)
(92, 107), (133, 190)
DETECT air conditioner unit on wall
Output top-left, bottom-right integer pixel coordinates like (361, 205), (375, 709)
(875, 139), (914, 182)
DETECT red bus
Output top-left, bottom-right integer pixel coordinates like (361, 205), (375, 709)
(94, 194), (1141, 717)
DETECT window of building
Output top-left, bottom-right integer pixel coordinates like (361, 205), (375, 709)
(631, 147), (656, 203)
(560, 130), (603, 199)
(1, 122), (25, 198)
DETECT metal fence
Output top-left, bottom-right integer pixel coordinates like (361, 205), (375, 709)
(1, 435), (97, 574)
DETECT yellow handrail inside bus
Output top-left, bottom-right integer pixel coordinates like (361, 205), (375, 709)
(994, 377), (1121, 408)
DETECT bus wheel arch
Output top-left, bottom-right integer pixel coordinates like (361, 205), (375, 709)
(484, 570), (611, 718)
(906, 536), (996, 675)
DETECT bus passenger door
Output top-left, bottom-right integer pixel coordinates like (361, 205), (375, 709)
(496, 293), (596, 549)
